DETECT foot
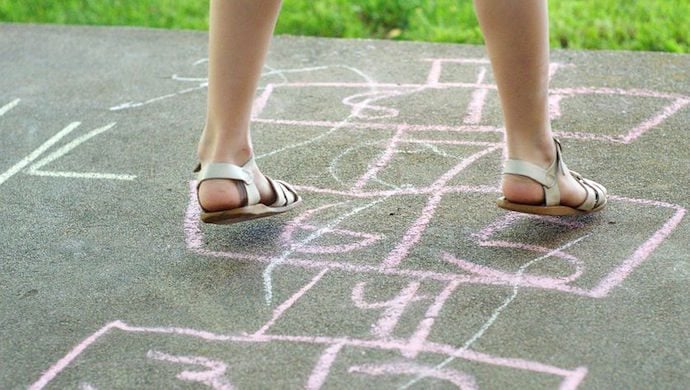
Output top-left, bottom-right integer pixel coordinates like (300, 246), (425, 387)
(501, 168), (588, 208)
(197, 162), (277, 212)
(501, 139), (592, 209)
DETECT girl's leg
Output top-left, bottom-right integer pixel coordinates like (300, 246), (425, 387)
(474, 0), (588, 207)
(197, 0), (283, 212)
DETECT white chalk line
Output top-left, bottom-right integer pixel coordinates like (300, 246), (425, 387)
(0, 122), (81, 187)
(0, 98), (20, 117)
(328, 140), (463, 193)
(255, 65), (383, 161)
(399, 233), (592, 389)
(109, 84), (207, 111)
(25, 122), (136, 181)
(260, 65), (430, 303)
(110, 62), (367, 112)
(328, 141), (403, 190)
(254, 268), (330, 336)
(262, 196), (389, 305)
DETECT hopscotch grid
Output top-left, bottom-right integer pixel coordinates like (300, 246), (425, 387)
(30, 174), (686, 389)
(26, 54), (689, 389)
(176, 50), (684, 388)
(30, 320), (587, 390)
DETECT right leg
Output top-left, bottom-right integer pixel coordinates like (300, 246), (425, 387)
(197, 0), (283, 212)
(474, 0), (602, 211)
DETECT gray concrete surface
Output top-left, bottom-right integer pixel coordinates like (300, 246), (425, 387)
(1, 23), (689, 389)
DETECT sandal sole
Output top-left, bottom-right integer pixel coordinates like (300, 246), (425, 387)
(200, 198), (302, 225)
(496, 197), (606, 216)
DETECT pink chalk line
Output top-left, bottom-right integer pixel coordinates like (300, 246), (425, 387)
(263, 197), (389, 304)
(381, 144), (502, 269)
(268, 81), (499, 91)
(353, 125), (408, 190)
(471, 212), (585, 262)
(405, 280), (461, 359)
(28, 321), (123, 390)
(424, 58), (491, 86)
(443, 253), (583, 290)
(281, 203), (384, 254)
(147, 350), (233, 390)
(253, 268), (329, 336)
(284, 223), (383, 254)
(254, 72), (687, 145)
(620, 97), (689, 143)
(291, 184), (500, 199)
(402, 234), (592, 390)
(589, 195), (686, 297)
(251, 83), (274, 119)
(306, 343), (345, 390)
(463, 67), (489, 125)
(550, 94), (566, 119)
(342, 90), (403, 120)
(351, 281), (425, 339)
(261, 81), (688, 102)
(186, 183), (686, 299)
(350, 362), (478, 389)
(30, 321), (586, 389)
(253, 118), (501, 133)
(550, 87), (688, 100)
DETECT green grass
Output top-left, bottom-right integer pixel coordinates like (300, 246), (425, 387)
(1, 0), (688, 53)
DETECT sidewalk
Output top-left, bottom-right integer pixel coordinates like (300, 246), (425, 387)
(1, 24), (688, 389)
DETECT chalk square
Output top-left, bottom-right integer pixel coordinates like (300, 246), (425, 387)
(31, 322), (326, 389)
(550, 90), (689, 143)
(31, 320), (587, 389)
(405, 193), (686, 298)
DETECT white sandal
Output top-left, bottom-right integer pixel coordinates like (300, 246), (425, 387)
(195, 156), (302, 224)
(496, 138), (607, 216)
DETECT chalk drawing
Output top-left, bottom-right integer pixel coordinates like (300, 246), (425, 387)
(0, 98), (20, 117)
(28, 54), (688, 389)
(29, 321), (590, 389)
(0, 121), (136, 187)
(25, 122), (136, 181)
(147, 350), (234, 390)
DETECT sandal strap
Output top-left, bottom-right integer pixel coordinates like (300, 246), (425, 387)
(502, 138), (567, 207)
(572, 171), (607, 211)
(267, 177), (300, 207)
(196, 158), (261, 206)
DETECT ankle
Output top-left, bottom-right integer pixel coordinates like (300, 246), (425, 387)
(197, 126), (254, 165)
(505, 136), (556, 167)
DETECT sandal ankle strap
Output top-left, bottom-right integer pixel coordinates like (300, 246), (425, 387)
(195, 157), (261, 207)
(502, 138), (565, 207)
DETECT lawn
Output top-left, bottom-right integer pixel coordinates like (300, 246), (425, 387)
(1, 0), (687, 53)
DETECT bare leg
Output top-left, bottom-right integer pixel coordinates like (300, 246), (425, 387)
(197, 0), (282, 211)
(474, 0), (587, 207)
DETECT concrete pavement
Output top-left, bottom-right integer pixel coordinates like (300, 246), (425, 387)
(1, 24), (689, 389)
